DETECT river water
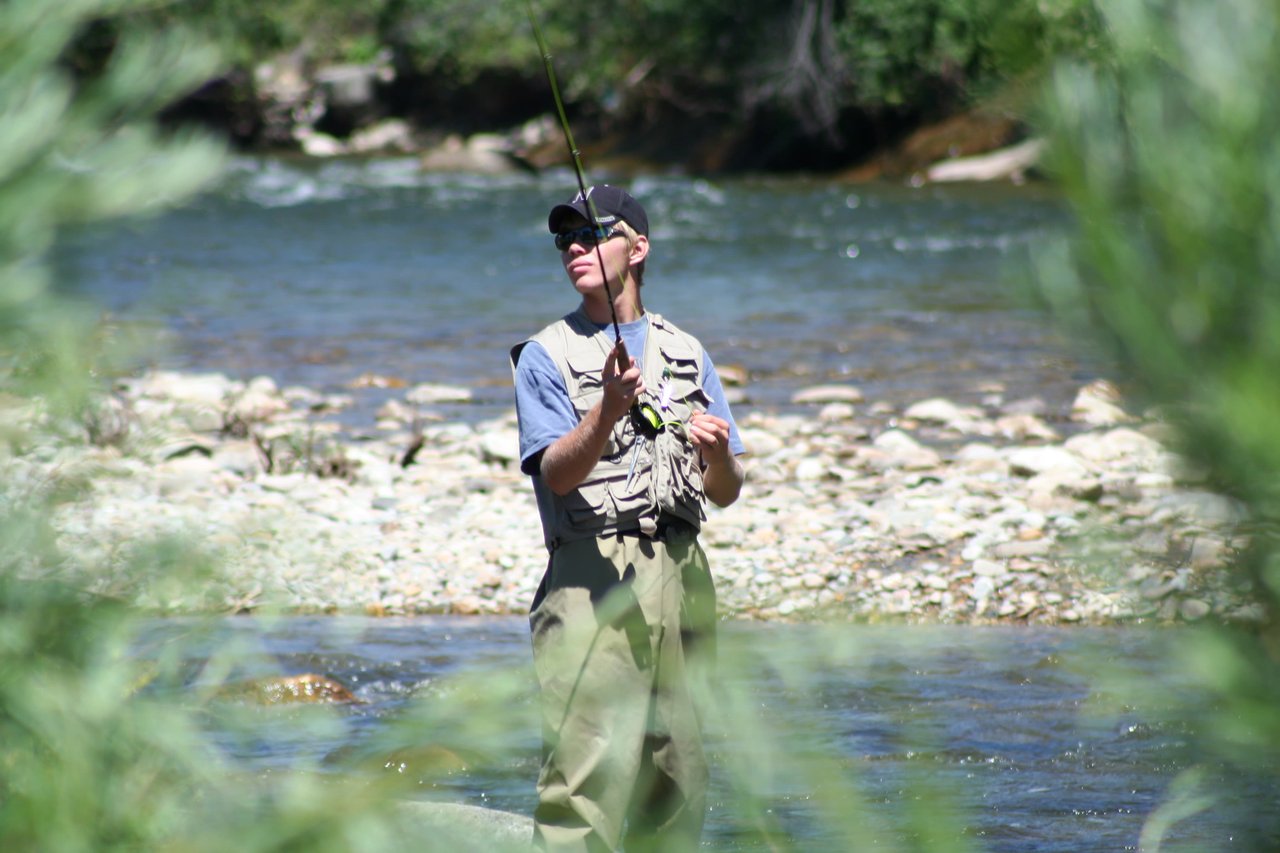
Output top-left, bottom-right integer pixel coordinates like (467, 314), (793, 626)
(61, 161), (1269, 847)
(58, 156), (1097, 427)
(151, 615), (1264, 852)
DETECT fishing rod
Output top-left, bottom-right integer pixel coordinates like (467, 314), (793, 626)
(524, 1), (628, 364)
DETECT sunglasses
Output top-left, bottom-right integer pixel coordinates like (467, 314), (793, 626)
(554, 224), (622, 252)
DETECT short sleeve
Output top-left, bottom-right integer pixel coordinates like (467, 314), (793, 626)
(701, 354), (747, 456)
(513, 341), (579, 476)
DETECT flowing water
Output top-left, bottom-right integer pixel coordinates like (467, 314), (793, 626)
(142, 615), (1265, 852)
(57, 156), (1096, 427)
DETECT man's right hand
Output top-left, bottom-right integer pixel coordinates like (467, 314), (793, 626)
(541, 342), (645, 496)
(601, 342), (644, 423)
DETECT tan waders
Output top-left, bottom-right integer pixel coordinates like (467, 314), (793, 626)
(529, 529), (716, 852)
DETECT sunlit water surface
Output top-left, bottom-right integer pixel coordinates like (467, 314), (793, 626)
(140, 616), (1274, 852)
(58, 157), (1097, 427)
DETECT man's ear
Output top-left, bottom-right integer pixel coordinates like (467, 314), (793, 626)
(629, 234), (650, 265)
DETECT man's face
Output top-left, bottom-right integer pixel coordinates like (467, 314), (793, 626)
(556, 216), (633, 297)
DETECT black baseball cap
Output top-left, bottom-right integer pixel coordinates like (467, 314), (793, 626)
(548, 185), (649, 236)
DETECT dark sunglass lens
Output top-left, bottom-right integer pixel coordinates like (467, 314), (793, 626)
(556, 226), (613, 251)
(556, 228), (582, 251)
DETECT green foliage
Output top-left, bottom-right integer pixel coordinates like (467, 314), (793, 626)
(1, 0), (223, 410)
(1035, 0), (1280, 560)
(134, 0), (387, 66)
(0, 2), (425, 850)
(834, 0), (1106, 109)
(115, 1), (1111, 148)
(385, 0), (541, 81)
(1032, 0), (1280, 843)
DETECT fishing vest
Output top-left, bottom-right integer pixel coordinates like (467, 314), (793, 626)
(512, 309), (710, 550)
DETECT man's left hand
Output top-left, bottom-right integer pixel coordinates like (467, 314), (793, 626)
(688, 410), (732, 468)
(689, 410), (743, 507)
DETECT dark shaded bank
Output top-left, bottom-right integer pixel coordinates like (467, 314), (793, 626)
(149, 32), (1044, 178)
(89, 0), (1106, 177)
(85, 0), (1105, 178)
(160, 55), (1032, 180)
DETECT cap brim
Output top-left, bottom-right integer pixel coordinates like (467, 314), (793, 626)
(547, 202), (589, 233)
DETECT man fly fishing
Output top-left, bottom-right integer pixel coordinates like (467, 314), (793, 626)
(511, 182), (747, 852)
(515, 12), (745, 849)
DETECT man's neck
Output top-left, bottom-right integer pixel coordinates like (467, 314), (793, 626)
(581, 293), (643, 325)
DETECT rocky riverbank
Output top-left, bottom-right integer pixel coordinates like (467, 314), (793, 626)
(8, 370), (1258, 625)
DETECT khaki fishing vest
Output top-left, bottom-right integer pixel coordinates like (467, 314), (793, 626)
(513, 309), (710, 550)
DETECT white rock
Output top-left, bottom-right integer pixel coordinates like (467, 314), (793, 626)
(154, 452), (218, 488)
(1156, 491), (1247, 527)
(971, 576), (996, 606)
(259, 473), (308, 493)
(995, 414), (1060, 442)
(873, 429), (923, 452)
(791, 385), (864, 405)
(348, 119), (415, 154)
(1064, 427), (1164, 466)
(903, 398), (984, 427)
(870, 430), (942, 470)
(295, 128), (348, 157)
(131, 370), (235, 408)
(419, 134), (521, 175)
(213, 439), (264, 476)
(818, 402), (857, 422)
(1071, 380), (1134, 426)
(954, 443), (1008, 474)
(972, 559), (1006, 577)
(1179, 598), (1211, 621)
(377, 399), (419, 424)
(926, 138), (1046, 183)
(738, 427), (785, 457)
(406, 383), (474, 405)
(479, 429), (519, 465)
(1025, 469), (1103, 503)
(1006, 446), (1089, 477)
(229, 387), (289, 422)
(185, 407), (224, 433)
(716, 363), (749, 386)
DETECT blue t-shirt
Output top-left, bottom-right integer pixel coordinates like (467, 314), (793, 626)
(514, 315), (746, 476)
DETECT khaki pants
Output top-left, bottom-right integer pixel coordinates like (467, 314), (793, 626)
(529, 532), (717, 853)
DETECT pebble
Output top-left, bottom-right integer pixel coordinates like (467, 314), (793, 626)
(12, 371), (1256, 626)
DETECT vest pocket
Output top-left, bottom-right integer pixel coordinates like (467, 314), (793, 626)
(560, 479), (609, 532)
(656, 345), (710, 412)
(561, 449), (652, 533)
(610, 439), (654, 518)
(565, 352), (605, 390)
(566, 355), (623, 458)
(652, 429), (705, 524)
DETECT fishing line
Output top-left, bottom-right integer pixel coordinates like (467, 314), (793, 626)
(524, 1), (628, 360)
